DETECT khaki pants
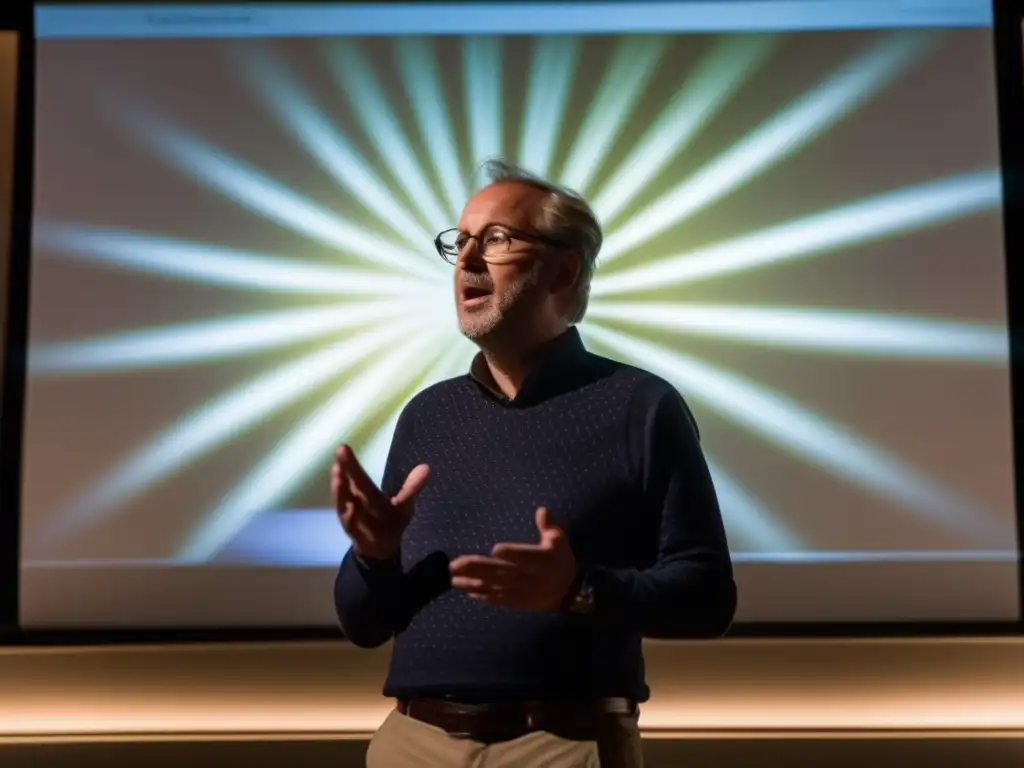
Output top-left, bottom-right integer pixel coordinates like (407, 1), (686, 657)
(366, 708), (644, 768)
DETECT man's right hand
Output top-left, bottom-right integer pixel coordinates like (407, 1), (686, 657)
(331, 445), (430, 562)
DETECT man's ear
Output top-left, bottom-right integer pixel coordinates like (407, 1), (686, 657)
(549, 250), (581, 296)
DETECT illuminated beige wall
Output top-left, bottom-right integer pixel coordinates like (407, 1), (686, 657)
(7, 639), (1024, 736)
(2, 639), (1024, 766)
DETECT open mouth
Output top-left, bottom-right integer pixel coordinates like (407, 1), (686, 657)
(461, 284), (493, 307)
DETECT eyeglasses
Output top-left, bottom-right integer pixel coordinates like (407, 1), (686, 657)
(433, 225), (567, 264)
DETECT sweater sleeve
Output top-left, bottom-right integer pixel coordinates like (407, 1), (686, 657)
(584, 384), (737, 638)
(333, 404), (419, 648)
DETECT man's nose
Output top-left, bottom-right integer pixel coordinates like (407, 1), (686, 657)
(456, 238), (486, 269)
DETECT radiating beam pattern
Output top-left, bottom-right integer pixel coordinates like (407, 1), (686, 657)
(591, 34), (778, 224)
(599, 30), (939, 262)
(591, 171), (1001, 296)
(585, 303), (1008, 362)
(323, 39), (451, 232)
(33, 317), (438, 545)
(394, 37), (470, 221)
(462, 38), (504, 177)
(518, 35), (581, 178)
(114, 103), (441, 279)
(558, 36), (668, 194)
(27, 31), (1011, 565)
(179, 326), (449, 562)
(235, 45), (437, 251)
(29, 301), (436, 375)
(704, 457), (804, 552)
(33, 223), (429, 296)
(581, 324), (1010, 546)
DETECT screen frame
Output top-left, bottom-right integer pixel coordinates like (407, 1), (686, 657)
(0, 1), (33, 640)
(2, 0), (1024, 643)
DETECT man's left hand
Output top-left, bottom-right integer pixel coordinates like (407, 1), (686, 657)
(449, 507), (578, 611)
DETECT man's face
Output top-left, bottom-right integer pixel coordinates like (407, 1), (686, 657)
(453, 182), (552, 343)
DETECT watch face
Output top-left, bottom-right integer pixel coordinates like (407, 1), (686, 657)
(571, 583), (596, 614)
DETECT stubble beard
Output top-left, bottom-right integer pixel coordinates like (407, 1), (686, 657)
(458, 262), (543, 343)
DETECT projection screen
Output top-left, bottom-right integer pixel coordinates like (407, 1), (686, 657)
(19, 0), (1020, 627)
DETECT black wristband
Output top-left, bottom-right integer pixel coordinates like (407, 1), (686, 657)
(354, 551), (401, 569)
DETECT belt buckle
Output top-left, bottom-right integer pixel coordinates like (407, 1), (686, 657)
(523, 702), (546, 733)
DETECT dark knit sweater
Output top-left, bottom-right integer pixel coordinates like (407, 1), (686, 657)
(334, 327), (736, 702)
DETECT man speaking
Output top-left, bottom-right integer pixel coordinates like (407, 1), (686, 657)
(332, 159), (736, 767)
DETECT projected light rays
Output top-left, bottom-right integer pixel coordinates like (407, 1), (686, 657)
(462, 38), (503, 173)
(601, 30), (938, 260)
(187, 338), (475, 562)
(518, 36), (581, 177)
(582, 324), (1005, 543)
(31, 31), (1008, 563)
(239, 46), (436, 248)
(585, 303), (1008, 362)
(33, 223), (432, 295)
(29, 301), (441, 375)
(559, 36), (667, 194)
(181, 325), (451, 562)
(591, 170), (1002, 296)
(396, 38), (470, 220)
(705, 457), (803, 551)
(118, 105), (444, 279)
(591, 33), (777, 222)
(36, 318), (434, 543)
(324, 40), (451, 231)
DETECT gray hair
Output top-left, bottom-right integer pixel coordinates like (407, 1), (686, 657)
(477, 158), (602, 324)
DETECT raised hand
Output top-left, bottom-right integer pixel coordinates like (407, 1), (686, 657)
(449, 507), (578, 611)
(332, 444), (430, 561)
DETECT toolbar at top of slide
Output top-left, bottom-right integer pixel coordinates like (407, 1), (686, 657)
(35, 1), (993, 39)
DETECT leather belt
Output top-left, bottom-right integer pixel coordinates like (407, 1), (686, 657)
(396, 696), (637, 743)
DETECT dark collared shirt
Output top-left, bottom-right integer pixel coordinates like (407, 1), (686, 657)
(334, 327), (736, 702)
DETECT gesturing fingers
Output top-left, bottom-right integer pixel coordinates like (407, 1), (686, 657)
(490, 542), (551, 565)
(392, 463), (430, 506)
(332, 463), (350, 513)
(449, 555), (521, 592)
(331, 462), (366, 523)
(335, 445), (383, 509)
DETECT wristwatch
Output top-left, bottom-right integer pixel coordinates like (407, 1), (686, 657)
(564, 569), (596, 614)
